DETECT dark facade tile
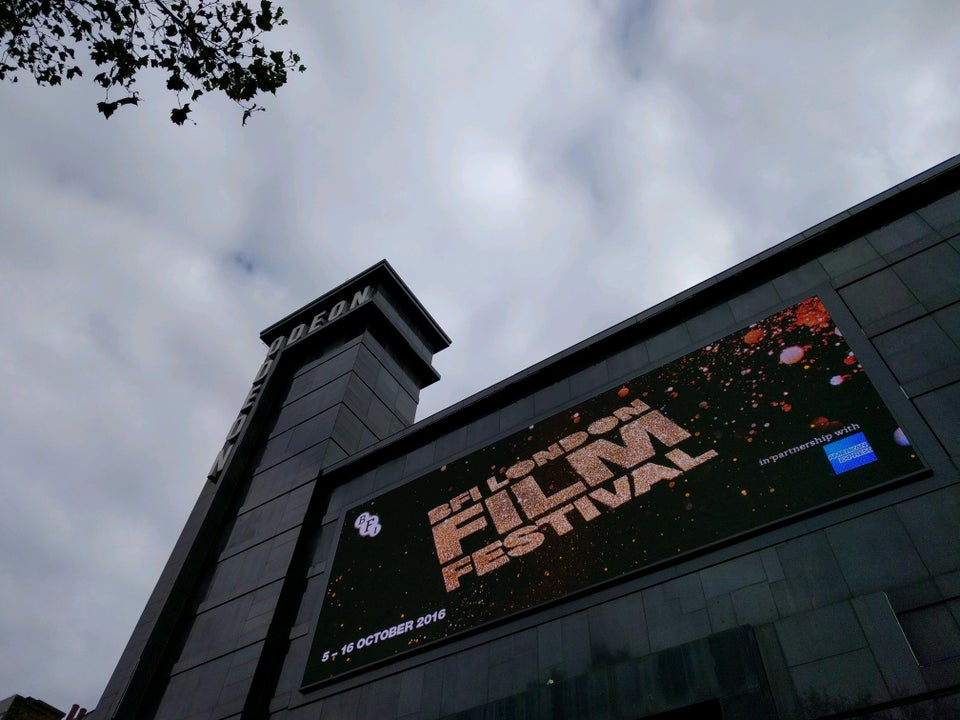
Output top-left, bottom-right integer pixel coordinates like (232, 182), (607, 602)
(700, 554), (767, 599)
(537, 618), (564, 678)
(486, 634), (514, 666)
(329, 406), (363, 455)
(915, 382), (960, 458)
(645, 324), (691, 363)
(152, 653), (240, 720)
(533, 378), (571, 416)
(220, 642), (261, 687)
(559, 613), (592, 677)
(402, 441), (437, 478)
(439, 645), (489, 716)
(686, 303), (735, 344)
(197, 583), (279, 667)
(772, 532), (850, 616)
(586, 593), (650, 663)
(372, 455), (407, 491)
(753, 623), (801, 719)
(710, 627), (765, 695)
(486, 660), (516, 703)
(241, 446), (324, 512)
(934, 302), (960, 346)
(663, 573), (706, 614)
(860, 693), (960, 720)
(819, 237), (884, 283)
(644, 588), (711, 652)
(499, 396), (535, 433)
(568, 361), (610, 400)
(291, 335), (362, 381)
(257, 406), (338, 471)
(395, 388), (419, 425)
(463, 412), (500, 449)
(867, 214), (934, 256)
(396, 664), (425, 716)
(270, 636), (312, 710)
(317, 686), (363, 719)
(353, 342), (384, 391)
(706, 595), (738, 634)
(825, 508), (929, 595)
(838, 269), (919, 329)
(583, 671), (614, 720)
(759, 547), (784, 583)
(895, 485), (960, 575)
(324, 467), (372, 516)
(610, 659), (645, 716)
(935, 570), (960, 600)
(775, 602), (867, 667)
(873, 317), (960, 384)
(727, 284), (781, 322)
(270, 375), (351, 438)
(886, 580), (943, 613)
(720, 690), (778, 720)
(363, 331), (423, 401)
(293, 578), (326, 628)
(886, 578), (943, 613)
(434, 425), (469, 464)
(605, 341), (649, 380)
(790, 649), (889, 712)
(213, 676), (252, 717)
(893, 243), (960, 310)
(286, 345), (361, 406)
(489, 632), (539, 700)
(225, 483), (312, 557)
(356, 673), (403, 718)
(916, 653), (960, 693)
(771, 260), (829, 301)
(281, 702), (323, 720)
(343, 373), (375, 421)
(364, 393), (400, 439)
(850, 592), (925, 697)
(731, 583), (778, 626)
(917, 189), (960, 232)
(322, 440), (349, 468)
(201, 528), (297, 608)
(372, 363), (403, 411)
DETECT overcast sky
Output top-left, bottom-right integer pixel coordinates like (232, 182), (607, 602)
(1, 1), (959, 711)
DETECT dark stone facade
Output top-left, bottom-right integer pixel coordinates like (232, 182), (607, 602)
(95, 156), (960, 719)
(0, 695), (65, 720)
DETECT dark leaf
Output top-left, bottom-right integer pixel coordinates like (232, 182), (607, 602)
(97, 100), (119, 118)
(2, 0), (303, 125)
(170, 104), (191, 125)
(256, 0), (273, 31)
(166, 73), (188, 91)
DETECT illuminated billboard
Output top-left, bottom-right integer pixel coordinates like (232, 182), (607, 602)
(303, 297), (923, 686)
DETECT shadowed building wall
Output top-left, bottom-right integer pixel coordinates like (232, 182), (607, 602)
(95, 156), (960, 720)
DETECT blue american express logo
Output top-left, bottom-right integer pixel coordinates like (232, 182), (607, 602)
(823, 432), (878, 474)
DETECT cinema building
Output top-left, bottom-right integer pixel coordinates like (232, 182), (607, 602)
(93, 156), (960, 720)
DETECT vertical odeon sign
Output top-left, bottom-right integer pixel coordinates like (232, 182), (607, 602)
(207, 286), (374, 483)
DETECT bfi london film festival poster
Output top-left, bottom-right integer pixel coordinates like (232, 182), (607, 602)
(304, 296), (923, 685)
